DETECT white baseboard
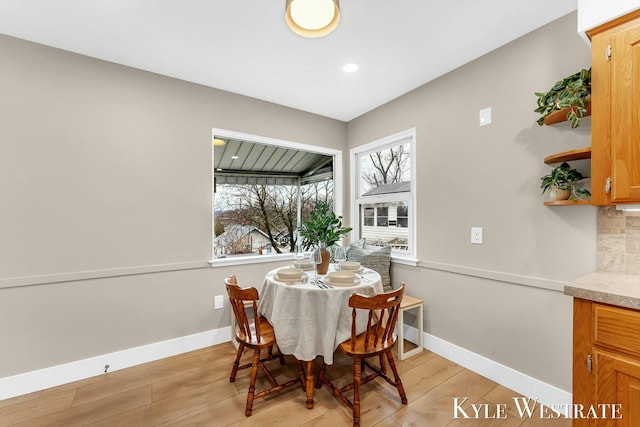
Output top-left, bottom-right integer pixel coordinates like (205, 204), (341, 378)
(420, 329), (572, 407)
(0, 327), (232, 401)
(1, 325), (571, 407)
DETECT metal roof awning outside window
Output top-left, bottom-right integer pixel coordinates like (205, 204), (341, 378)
(213, 137), (333, 186)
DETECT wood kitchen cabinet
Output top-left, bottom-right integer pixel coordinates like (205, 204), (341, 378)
(588, 10), (640, 205)
(573, 298), (640, 426)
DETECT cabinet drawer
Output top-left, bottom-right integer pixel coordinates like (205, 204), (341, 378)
(594, 304), (640, 355)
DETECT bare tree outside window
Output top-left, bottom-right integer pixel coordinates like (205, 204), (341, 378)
(214, 181), (333, 256)
(360, 144), (410, 194)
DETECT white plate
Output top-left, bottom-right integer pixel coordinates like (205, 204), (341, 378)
(275, 273), (307, 283)
(324, 278), (361, 287)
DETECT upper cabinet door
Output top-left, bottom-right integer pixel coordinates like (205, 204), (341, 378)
(612, 23), (640, 202)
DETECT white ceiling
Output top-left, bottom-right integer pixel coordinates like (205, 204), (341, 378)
(0, 0), (577, 122)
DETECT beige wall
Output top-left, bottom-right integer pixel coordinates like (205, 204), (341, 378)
(0, 34), (346, 376)
(1, 11), (594, 394)
(347, 11), (595, 391)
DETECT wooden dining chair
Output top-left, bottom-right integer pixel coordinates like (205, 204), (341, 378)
(225, 275), (305, 416)
(316, 283), (408, 427)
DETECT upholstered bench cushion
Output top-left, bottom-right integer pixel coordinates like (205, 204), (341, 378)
(347, 244), (391, 291)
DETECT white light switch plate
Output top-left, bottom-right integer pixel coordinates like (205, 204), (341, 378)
(479, 107), (492, 126)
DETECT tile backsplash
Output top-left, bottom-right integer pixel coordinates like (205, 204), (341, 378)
(598, 206), (640, 273)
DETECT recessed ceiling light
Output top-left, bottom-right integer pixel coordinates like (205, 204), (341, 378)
(231, 155), (239, 160)
(213, 138), (226, 146)
(343, 63), (358, 73)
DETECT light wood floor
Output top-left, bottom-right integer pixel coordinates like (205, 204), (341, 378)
(0, 342), (571, 426)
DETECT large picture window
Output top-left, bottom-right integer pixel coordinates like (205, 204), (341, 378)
(350, 129), (416, 258)
(212, 129), (342, 263)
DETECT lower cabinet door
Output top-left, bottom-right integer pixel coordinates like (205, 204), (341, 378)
(595, 348), (640, 426)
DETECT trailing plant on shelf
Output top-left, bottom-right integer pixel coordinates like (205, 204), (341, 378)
(540, 162), (591, 201)
(299, 202), (352, 250)
(534, 68), (591, 128)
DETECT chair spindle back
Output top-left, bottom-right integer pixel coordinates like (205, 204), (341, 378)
(225, 275), (260, 342)
(348, 283), (404, 351)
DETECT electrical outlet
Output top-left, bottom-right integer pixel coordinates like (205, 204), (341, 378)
(214, 295), (224, 310)
(471, 227), (483, 244)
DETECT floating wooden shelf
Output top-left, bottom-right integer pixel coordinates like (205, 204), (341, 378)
(543, 101), (592, 126)
(544, 199), (592, 206)
(544, 147), (592, 164)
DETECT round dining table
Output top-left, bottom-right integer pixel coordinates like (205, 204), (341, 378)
(258, 263), (383, 409)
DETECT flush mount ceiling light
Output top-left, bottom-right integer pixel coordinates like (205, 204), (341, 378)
(285, 0), (340, 38)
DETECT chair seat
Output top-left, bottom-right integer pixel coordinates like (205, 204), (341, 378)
(339, 331), (396, 357)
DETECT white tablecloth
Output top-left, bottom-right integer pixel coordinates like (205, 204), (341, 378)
(258, 265), (383, 364)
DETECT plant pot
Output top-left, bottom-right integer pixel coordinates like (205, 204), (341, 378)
(316, 247), (331, 275)
(549, 187), (571, 201)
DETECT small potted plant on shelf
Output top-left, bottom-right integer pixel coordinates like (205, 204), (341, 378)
(540, 162), (591, 201)
(534, 68), (591, 128)
(299, 202), (352, 274)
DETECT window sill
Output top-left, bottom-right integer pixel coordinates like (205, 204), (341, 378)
(209, 253), (293, 267)
(391, 255), (419, 266)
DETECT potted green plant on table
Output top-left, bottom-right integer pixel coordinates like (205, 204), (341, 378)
(299, 202), (352, 274)
(534, 68), (591, 128)
(540, 162), (591, 201)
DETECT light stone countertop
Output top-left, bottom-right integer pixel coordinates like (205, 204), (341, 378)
(564, 271), (640, 310)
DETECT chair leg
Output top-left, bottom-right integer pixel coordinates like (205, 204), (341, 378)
(353, 356), (362, 427)
(305, 360), (315, 409)
(315, 362), (327, 389)
(295, 358), (307, 392)
(385, 351), (408, 404)
(266, 344), (285, 365)
(379, 354), (387, 375)
(272, 347), (284, 366)
(245, 348), (261, 417)
(230, 342), (245, 382)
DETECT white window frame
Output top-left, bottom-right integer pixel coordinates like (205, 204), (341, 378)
(210, 128), (343, 267)
(350, 128), (417, 264)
